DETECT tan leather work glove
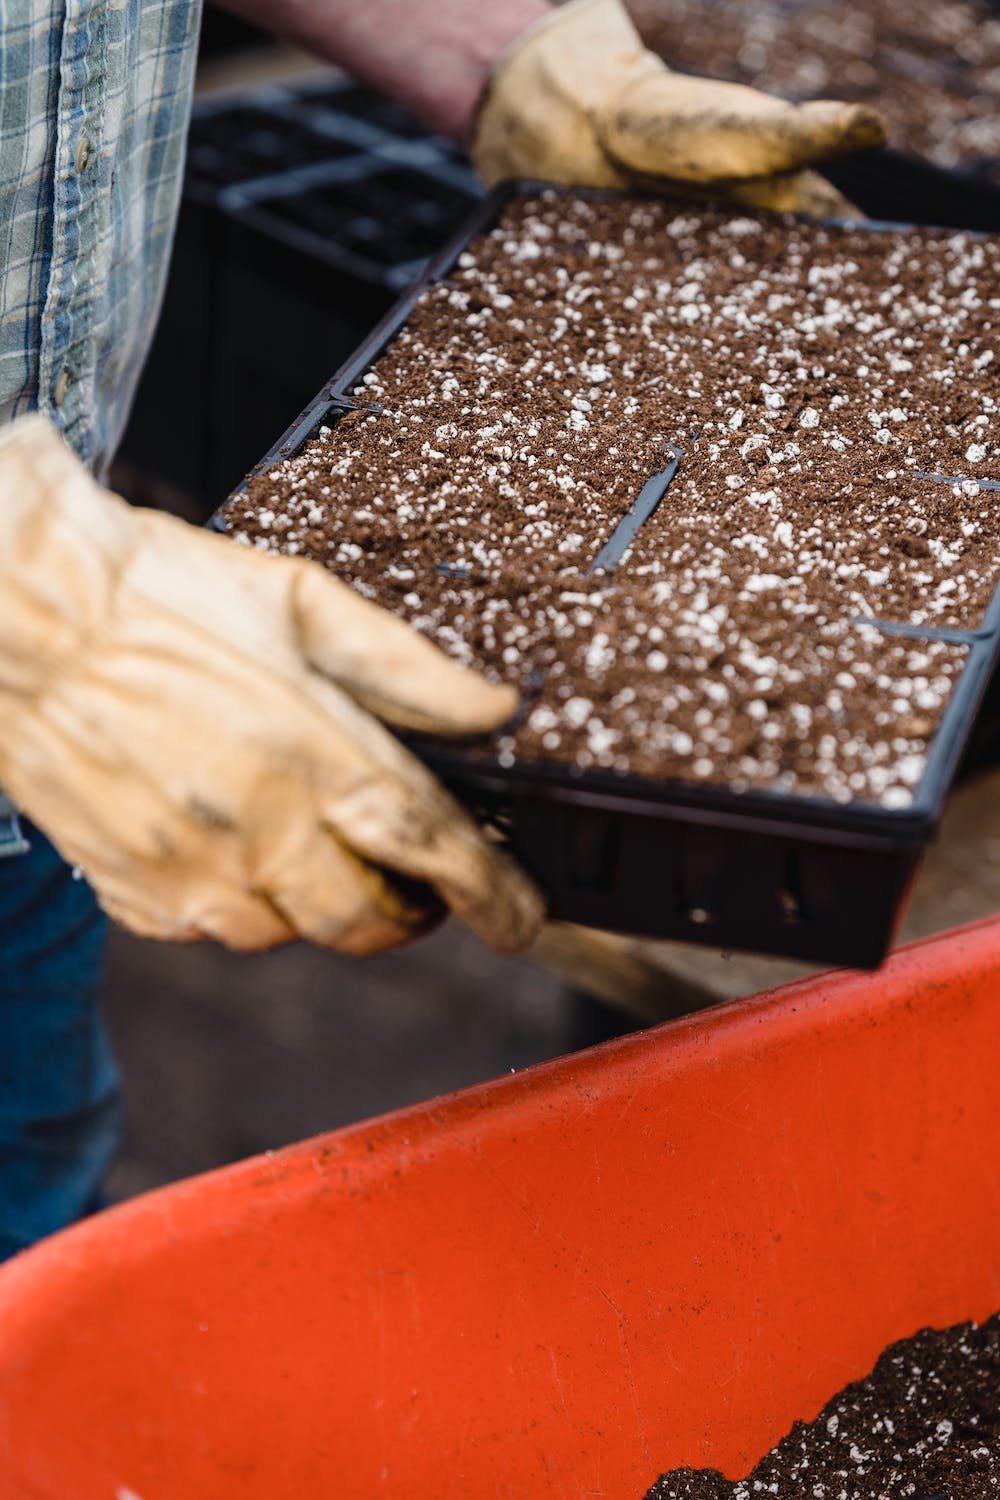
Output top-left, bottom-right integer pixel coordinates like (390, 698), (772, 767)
(0, 416), (544, 955)
(473, 0), (888, 216)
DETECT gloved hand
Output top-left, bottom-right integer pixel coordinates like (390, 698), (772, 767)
(473, 0), (888, 216)
(0, 416), (544, 955)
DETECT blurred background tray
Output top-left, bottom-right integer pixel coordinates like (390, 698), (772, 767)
(119, 78), (482, 506)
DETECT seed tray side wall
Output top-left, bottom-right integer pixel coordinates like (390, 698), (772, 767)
(213, 186), (1000, 968)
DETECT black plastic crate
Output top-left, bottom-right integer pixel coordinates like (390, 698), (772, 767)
(227, 160), (481, 288)
(210, 186), (1000, 967)
(293, 83), (446, 142)
(184, 109), (361, 188)
(117, 193), (216, 500)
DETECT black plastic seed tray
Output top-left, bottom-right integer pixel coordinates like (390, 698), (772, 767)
(212, 185), (1000, 967)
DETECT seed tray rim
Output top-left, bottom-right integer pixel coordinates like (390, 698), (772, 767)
(212, 182), (1000, 843)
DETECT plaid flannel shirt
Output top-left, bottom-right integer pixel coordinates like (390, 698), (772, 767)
(0, 0), (202, 475)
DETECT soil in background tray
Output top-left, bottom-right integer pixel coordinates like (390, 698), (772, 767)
(644, 1312), (1000, 1499)
(225, 193), (1000, 807)
(627, 0), (1000, 187)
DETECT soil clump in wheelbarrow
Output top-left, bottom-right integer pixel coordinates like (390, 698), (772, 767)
(644, 1311), (1000, 1498)
(226, 192), (1000, 808)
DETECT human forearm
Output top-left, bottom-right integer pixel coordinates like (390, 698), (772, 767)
(212, 0), (552, 140)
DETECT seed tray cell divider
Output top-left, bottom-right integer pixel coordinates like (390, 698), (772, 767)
(213, 185), (1000, 968)
(590, 444), (683, 575)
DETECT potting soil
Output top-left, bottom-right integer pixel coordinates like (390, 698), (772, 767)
(226, 192), (1000, 807)
(644, 1312), (1000, 1499)
(627, 0), (1000, 186)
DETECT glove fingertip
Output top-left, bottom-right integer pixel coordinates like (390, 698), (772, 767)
(436, 676), (520, 737)
(354, 672), (520, 739)
(798, 100), (890, 156)
(461, 859), (547, 956)
(487, 868), (548, 955)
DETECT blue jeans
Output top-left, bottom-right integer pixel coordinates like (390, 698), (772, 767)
(0, 817), (119, 1260)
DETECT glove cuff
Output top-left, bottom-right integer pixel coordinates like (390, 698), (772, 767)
(0, 416), (135, 699)
(471, 0), (655, 188)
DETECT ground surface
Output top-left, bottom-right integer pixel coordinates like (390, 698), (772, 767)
(103, 922), (582, 1200)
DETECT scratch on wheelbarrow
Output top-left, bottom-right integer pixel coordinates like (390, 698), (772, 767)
(595, 1284), (657, 1473)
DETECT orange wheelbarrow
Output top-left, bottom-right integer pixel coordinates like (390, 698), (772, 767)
(0, 916), (998, 1499)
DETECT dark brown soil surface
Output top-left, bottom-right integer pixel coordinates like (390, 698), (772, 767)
(627, 0), (1000, 185)
(644, 1312), (1000, 1500)
(225, 193), (1000, 807)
